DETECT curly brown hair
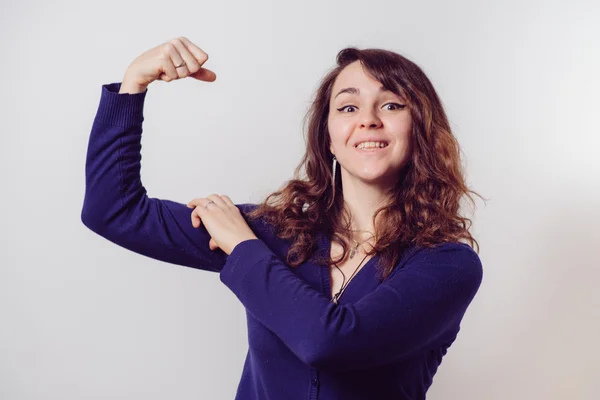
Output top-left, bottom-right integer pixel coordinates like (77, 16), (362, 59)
(246, 47), (484, 282)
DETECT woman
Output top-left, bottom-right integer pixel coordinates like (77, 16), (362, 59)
(82, 37), (484, 400)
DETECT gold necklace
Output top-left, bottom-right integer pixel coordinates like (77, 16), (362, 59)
(332, 252), (369, 304)
(349, 230), (374, 259)
(349, 238), (361, 259)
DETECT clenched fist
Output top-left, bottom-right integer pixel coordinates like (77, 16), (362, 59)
(119, 37), (216, 94)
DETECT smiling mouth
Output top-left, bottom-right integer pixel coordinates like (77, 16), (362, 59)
(355, 143), (389, 153)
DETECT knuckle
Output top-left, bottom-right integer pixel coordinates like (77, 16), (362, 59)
(187, 62), (201, 73)
(162, 42), (176, 53)
(158, 52), (170, 64)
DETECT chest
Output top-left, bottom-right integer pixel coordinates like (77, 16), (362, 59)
(328, 243), (374, 300)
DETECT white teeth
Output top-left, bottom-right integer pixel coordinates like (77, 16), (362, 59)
(356, 141), (388, 149)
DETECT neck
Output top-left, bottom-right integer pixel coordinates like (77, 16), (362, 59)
(339, 168), (393, 246)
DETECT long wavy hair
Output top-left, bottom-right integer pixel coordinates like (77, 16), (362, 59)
(246, 47), (484, 282)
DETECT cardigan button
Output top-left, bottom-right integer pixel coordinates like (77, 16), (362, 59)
(311, 378), (318, 386)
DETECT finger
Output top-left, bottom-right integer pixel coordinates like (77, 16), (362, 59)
(188, 197), (218, 209)
(191, 208), (203, 228)
(189, 67), (217, 82)
(168, 38), (200, 79)
(206, 193), (228, 209)
(178, 37), (215, 82)
(166, 41), (189, 79)
(191, 210), (200, 228)
(159, 43), (180, 82)
(187, 197), (206, 208)
(209, 238), (218, 251)
(178, 37), (209, 66)
(219, 195), (236, 208)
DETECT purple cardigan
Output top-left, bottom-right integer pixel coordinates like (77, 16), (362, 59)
(81, 82), (483, 400)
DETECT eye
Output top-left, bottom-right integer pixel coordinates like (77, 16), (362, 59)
(384, 103), (406, 110)
(336, 103), (406, 113)
(336, 105), (357, 113)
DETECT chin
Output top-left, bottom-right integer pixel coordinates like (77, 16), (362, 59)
(354, 171), (391, 185)
(354, 166), (405, 186)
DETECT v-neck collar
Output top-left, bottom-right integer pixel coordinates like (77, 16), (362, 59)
(316, 231), (379, 303)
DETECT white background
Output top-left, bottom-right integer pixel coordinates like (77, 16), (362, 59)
(1, 0), (599, 399)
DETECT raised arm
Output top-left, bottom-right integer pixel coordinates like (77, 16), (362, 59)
(81, 81), (255, 272)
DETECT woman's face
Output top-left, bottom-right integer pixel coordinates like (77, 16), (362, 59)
(327, 60), (412, 188)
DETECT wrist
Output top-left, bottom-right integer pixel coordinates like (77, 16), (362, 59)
(119, 73), (147, 94)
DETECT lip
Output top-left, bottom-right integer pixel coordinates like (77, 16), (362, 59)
(354, 144), (389, 155)
(353, 138), (389, 147)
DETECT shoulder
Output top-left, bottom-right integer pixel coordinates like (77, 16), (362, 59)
(403, 241), (480, 267)
(237, 202), (279, 238)
(237, 203), (260, 215)
(411, 242), (480, 267)
(237, 203), (265, 229)
(395, 241), (483, 293)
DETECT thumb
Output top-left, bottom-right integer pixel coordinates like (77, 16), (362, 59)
(189, 67), (217, 82)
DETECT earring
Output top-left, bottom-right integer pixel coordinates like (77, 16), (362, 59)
(332, 155), (337, 199)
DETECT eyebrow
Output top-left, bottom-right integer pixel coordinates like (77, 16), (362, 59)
(334, 85), (394, 99)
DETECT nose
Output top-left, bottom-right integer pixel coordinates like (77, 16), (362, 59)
(360, 108), (382, 129)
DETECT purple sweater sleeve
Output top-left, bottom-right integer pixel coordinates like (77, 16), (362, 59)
(220, 238), (483, 372)
(81, 82), (252, 272)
